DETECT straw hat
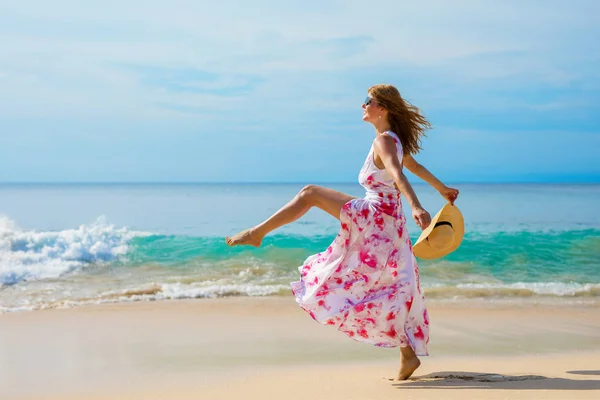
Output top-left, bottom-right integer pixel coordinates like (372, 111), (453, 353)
(413, 203), (464, 259)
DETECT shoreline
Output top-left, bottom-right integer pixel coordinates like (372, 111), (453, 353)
(2, 296), (600, 399)
(2, 292), (600, 315)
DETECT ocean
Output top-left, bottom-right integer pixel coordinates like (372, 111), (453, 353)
(0, 183), (599, 312)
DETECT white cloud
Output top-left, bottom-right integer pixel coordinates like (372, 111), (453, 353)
(0, 0), (598, 120)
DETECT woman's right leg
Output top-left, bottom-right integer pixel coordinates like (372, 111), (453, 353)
(397, 345), (421, 380)
(225, 185), (355, 247)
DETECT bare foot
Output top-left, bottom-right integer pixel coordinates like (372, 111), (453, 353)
(225, 228), (263, 247)
(397, 356), (421, 380)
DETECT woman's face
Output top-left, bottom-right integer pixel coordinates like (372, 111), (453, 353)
(362, 95), (381, 123)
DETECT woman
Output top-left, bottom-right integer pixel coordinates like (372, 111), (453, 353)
(226, 84), (459, 380)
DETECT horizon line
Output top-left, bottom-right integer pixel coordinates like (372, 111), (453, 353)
(0, 180), (599, 185)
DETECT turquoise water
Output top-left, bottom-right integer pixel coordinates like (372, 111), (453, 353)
(0, 183), (599, 311)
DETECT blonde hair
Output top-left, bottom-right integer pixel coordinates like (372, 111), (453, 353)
(368, 84), (431, 155)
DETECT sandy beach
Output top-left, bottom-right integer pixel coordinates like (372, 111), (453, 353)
(1, 297), (600, 400)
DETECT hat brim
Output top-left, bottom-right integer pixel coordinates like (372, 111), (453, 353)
(413, 203), (464, 260)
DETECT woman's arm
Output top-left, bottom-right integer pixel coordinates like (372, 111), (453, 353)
(403, 154), (459, 205)
(374, 135), (431, 229)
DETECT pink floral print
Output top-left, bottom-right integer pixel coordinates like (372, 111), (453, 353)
(291, 131), (429, 356)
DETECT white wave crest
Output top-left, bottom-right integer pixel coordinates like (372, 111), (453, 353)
(0, 216), (146, 286)
(159, 282), (289, 299)
(455, 282), (600, 296)
(0, 282), (291, 313)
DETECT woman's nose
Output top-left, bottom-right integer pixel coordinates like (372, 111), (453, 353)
(361, 103), (366, 110)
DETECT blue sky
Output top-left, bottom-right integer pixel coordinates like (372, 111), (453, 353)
(0, 0), (599, 183)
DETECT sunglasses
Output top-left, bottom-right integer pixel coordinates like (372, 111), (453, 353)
(364, 96), (375, 106)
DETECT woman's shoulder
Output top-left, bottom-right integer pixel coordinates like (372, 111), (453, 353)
(373, 131), (404, 157)
(383, 131), (402, 146)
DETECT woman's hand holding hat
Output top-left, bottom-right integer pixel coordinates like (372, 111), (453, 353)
(439, 186), (459, 205)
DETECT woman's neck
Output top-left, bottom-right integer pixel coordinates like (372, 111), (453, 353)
(373, 120), (392, 135)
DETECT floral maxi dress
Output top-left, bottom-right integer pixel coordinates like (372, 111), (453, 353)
(291, 130), (429, 356)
